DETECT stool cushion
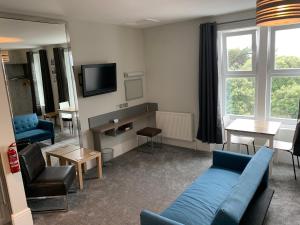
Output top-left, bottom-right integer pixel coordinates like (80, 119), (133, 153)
(137, 127), (162, 137)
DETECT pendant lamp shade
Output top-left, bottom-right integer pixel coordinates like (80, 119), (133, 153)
(257, 0), (300, 26)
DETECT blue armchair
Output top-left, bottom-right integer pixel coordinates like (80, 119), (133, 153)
(13, 113), (55, 144)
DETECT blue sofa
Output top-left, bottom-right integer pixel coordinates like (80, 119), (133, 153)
(140, 147), (274, 225)
(13, 113), (55, 144)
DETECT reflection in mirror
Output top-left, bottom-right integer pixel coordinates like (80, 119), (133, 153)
(0, 18), (80, 160)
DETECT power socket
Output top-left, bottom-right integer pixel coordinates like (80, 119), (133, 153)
(117, 103), (129, 109)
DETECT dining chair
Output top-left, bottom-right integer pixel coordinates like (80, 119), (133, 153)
(59, 101), (73, 134)
(266, 121), (300, 180)
(222, 116), (256, 155)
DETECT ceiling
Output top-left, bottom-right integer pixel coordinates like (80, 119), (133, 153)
(0, 18), (67, 49)
(0, 0), (256, 27)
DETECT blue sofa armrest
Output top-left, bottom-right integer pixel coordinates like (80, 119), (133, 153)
(213, 150), (252, 172)
(140, 210), (184, 225)
(38, 120), (54, 135)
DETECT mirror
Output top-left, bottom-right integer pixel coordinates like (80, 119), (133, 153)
(0, 18), (80, 154)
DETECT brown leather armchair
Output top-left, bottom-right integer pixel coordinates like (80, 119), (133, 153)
(18, 143), (76, 212)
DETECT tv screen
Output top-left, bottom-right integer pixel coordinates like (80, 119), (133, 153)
(81, 63), (117, 97)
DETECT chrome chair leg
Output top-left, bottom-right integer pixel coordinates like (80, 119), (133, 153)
(222, 143), (226, 151)
(245, 145), (250, 155)
(291, 153), (297, 180)
(252, 141), (256, 154)
(28, 195), (69, 213)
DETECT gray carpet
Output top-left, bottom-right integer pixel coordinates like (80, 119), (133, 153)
(32, 145), (300, 225)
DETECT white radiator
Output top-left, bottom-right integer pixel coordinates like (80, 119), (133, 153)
(156, 111), (194, 142)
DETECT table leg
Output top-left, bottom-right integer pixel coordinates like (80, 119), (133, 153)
(46, 154), (51, 166)
(59, 158), (67, 166)
(97, 155), (103, 179)
(72, 112), (77, 136)
(82, 163), (87, 174)
(77, 163), (83, 190)
(59, 112), (64, 133)
(227, 131), (232, 151)
(268, 136), (274, 176)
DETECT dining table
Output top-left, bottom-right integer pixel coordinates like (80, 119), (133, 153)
(225, 119), (281, 175)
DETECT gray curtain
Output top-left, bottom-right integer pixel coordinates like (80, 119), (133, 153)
(196, 22), (223, 144)
(297, 99), (300, 121)
(53, 47), (69, 102)
(39, 49), (55, 113)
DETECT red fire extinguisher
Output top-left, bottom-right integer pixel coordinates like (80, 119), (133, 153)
(7, 143), (20, 173)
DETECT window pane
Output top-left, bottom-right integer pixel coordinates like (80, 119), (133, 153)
(275, 28), (300, 70)
(271, 77), (300, 119)
(225, 77), (255, 115)
(226, 34), (253, 72)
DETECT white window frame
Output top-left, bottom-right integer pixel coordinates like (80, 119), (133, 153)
(222, 29), (257, 75)
(266, 23), (300, 125)
(220, 28), (258, 119)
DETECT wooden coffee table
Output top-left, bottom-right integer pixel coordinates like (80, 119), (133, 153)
(46, 145), (102, 190)
(46, 144), (80, 166)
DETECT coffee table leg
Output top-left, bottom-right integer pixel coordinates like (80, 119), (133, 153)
(77, 163), (83, 190)
(46, 154), (51, 166)
(97, 156), (103, 179)
(83, 163), (88, 174)
(59, 158), (67, 166)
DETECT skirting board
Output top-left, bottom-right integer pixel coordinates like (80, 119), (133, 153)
(162, 137), (210, 152)
(11, 207), (33, 225)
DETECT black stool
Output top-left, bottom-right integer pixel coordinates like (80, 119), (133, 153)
(137, 127), (162, 152)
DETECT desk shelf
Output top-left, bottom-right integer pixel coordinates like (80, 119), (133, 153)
(104, 122), (133, 137)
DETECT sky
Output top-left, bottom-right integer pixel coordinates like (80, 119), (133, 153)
(226, 28), (300, 57)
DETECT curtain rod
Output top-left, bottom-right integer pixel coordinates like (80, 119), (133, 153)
(217, 18), (256, 26)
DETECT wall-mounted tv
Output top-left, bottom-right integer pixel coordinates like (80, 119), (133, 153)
(81, 63), (117, 97)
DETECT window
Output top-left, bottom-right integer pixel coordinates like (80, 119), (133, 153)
(32, 53), (45, 111)
(221, 29), (257, 116)
(219, 24), (300, 123)
(269, 25), (300, 120)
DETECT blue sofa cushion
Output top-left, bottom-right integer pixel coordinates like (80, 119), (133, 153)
(160, 168), (241, 225)
(212, 147), (273, 225)
(13, 114), (39, 134)
(15, 129), (52, 142)
(141, 210), (184, 225)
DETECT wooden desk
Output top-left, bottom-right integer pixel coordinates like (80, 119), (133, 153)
(91, 111), (155, 150)
(46, 145), (102, 190)
(58, 107), (78, 135)
(225, 119), (281, 150)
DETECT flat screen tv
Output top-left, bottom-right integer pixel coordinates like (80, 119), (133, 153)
(81, 63), (117, 97)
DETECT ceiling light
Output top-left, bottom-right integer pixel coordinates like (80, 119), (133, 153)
(0, 37), (22, 43)
(257, 0), (300, 26)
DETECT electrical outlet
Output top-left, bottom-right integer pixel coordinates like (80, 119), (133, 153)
(117, 103), (129, 109)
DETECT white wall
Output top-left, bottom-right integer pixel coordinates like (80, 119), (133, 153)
(67, 20), (147, 156)
(0, 65), (33, 224)
(144, 16), (214, 150)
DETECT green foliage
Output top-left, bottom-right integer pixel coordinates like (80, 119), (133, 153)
(228, 48), (252, 71)
(276, 56), (300, 69)
(271, 77), (300, 119)
(226, 49), (300, 118)
(226, 78), (255, 115)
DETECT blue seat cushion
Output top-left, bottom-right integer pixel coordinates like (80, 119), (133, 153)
(161, 168), (241, 225)
(15, 129), (52, 142)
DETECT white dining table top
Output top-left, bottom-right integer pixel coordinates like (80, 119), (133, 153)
(58, 107), (78, 113)
(225, 119), (281, 136)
